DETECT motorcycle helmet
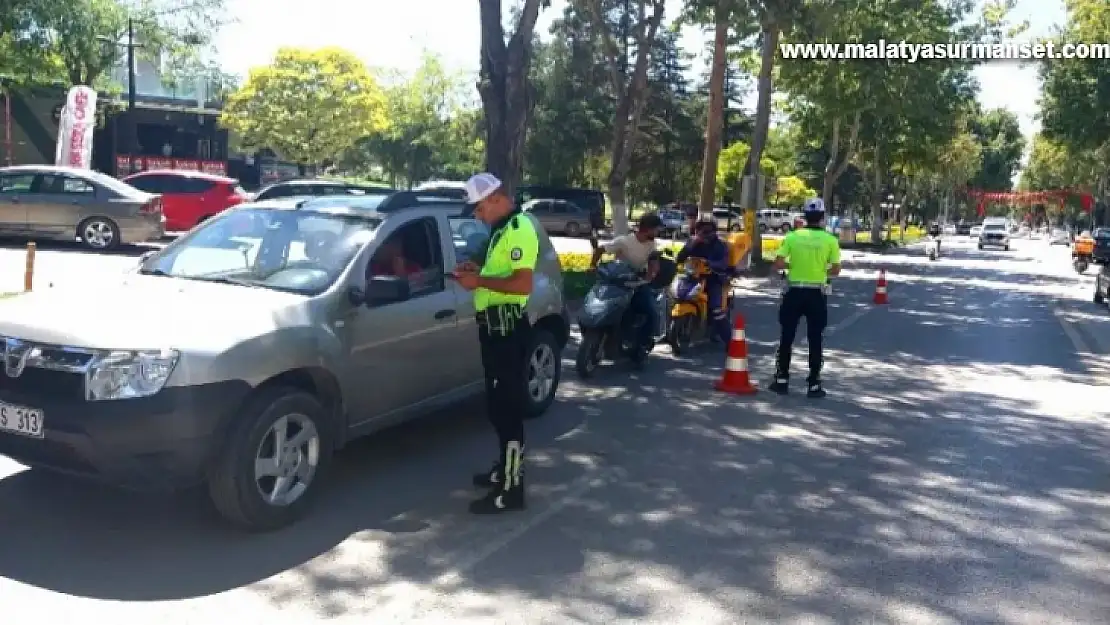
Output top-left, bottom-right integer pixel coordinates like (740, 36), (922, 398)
(694, 216), (717, 237)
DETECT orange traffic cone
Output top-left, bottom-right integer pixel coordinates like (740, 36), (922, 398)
(873, 269), (889, 305)
(715, 314), (758, 395)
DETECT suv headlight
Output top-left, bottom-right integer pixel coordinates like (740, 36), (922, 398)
(86, 349), (179, 401)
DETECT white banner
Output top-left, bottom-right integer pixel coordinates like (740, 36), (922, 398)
(54, 86), (97, 169)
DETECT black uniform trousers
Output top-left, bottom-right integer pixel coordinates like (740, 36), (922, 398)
(478, 309), (531, 465)
(775, 287), (828, 384)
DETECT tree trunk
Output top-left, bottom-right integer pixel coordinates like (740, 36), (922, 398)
(697, 1), (730, 215)
(742, 23), (778, 265)
(588, 0), (665, 235)
(821, 110), (861, 208)
(477, 0), (543, 198)
(870, 145), (884, 243)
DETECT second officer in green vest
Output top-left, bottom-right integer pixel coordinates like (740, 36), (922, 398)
(770, 198), (841, 398)
(453, 173), (540, 514)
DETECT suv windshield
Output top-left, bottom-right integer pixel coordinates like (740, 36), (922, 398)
(983, 224), (1005, 231)
(140, 207), (379, 295)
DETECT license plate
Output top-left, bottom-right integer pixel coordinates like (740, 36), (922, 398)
(0, 400), (44, 438)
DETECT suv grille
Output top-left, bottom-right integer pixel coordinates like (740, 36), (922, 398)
(0, 368), (86, 401)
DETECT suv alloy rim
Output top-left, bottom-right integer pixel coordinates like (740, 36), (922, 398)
(254, 413), (320, 506)
(528, 342), (557, 402)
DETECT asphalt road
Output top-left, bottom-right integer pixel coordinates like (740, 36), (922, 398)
(1, 235), (1108, 624)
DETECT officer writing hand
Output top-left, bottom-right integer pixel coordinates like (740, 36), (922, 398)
(453, 269), (480, 290)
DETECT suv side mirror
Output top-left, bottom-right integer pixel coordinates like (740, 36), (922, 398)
(139, 250), (156, 263)
(364, 275), (410, 307)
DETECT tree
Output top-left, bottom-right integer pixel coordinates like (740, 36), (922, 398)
(6, 0), (227, 89)
(715, 140), (773, 201)
(344, 53), (483, 186)
(526, 22), (614, 188)
(220, 47), (389, 168)
(1040, 0), (1110, 153)
(969, 108), (1025, 191)
(477, 0), (548, 197)
(582, 0), (667, 234)
(772, 174), (815, 207)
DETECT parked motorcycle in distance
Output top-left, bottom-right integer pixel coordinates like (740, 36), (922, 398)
(575, 237), (673, 378)
(666, 256), (732, 355)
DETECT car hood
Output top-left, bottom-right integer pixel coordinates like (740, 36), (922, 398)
(0, 274), (310, 351)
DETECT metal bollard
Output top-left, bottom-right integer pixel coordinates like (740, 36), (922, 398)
(23, 241), (35, 291)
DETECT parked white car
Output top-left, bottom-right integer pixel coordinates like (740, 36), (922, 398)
(969, 225), (983, 238)
(1049, 228), (1071, 245)
(757, 208), (792, 232)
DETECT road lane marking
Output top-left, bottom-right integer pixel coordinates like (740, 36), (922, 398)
(1054, 307), (1094, 355)
(368, 469), (609, 622)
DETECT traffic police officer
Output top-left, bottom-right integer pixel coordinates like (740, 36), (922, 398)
(770, 198), (841, 398)
(453, 173), (540, 514)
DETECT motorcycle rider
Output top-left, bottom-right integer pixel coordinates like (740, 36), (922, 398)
(770, 198), (841, 398)
(589, 213), (663, 365)
(675, 217), (733, 345)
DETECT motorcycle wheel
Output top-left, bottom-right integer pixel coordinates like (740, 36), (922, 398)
(667, 316), (693, 355)
(1075, 261), (1089, 274)
(575, 330), (603, 379)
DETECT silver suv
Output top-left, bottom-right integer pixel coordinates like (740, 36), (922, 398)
(0, 192), (569, 530)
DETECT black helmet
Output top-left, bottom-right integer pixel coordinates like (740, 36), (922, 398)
(637, 212), (663, 230)
(694, 216), (717, 233)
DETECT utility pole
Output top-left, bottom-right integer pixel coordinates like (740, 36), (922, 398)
(126, 18), (138, 173)
(100, 19), (141, 174)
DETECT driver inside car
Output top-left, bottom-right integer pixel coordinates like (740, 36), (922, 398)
(369, 237), (421, 277)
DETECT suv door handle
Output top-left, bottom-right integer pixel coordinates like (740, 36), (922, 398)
(434, 309), (456, 320)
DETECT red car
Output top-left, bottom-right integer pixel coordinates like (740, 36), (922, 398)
(123, 170), (247, 232)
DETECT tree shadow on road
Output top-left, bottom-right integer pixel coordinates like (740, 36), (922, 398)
(0, 248), (1106, 623)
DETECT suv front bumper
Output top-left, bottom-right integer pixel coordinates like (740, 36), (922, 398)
(0, 381), (250, 491)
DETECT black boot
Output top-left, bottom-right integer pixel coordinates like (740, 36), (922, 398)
(806, 379), (826, 398)
(469, 441), (525, 514)
(468, 479), (526, 514)
(769, 375), (789, 395)
(472, 462), (502, 488)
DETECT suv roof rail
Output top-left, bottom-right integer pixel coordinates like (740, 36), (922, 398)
(376, 190), (468, 212)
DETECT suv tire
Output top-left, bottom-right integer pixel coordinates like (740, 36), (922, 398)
(524, 328), (561, 418)
(208, 387), (334, 531)
(1095, 280), (1105, 305)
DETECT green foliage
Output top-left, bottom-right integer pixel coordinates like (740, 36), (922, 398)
(1040, 0), (1110, 153)
(220, 47), (390, 167)
(969, 108), (1025, 191)
(715, 141), (774, 201)
(772, 174), (816, 207)
(1, 0), (226, 89)
(339, 53), (481, 186)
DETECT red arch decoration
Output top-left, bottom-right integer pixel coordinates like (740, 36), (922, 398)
(964, 188), (1094, 216)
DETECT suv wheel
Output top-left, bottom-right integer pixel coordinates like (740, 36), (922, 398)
(208, 387), (333, 531)
(1095, 280), (1106, 305)
(780, 224), (792, 233)
(564, 222), (582, 237)
(524, 329), (561, 418)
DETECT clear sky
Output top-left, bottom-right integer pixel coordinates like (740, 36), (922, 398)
(214, 0), (1065, 143)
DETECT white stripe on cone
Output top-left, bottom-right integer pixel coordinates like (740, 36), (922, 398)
(732, 329), (745, 341)
(724, 357), (748, 371)
(876, 287), (887, 293)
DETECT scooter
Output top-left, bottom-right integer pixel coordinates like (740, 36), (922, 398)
(665, 257), (732, 355)
(1073, 236), (1094, 274)
(575, 237), (673, 378)
(575, 260), (669, 378)
(926, 236), (941, 261)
